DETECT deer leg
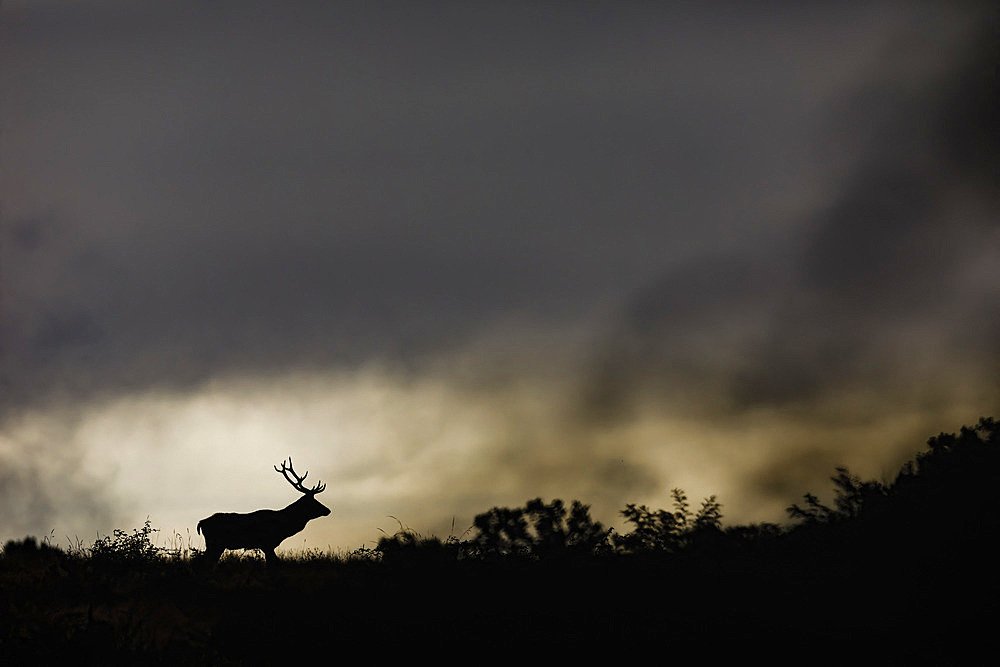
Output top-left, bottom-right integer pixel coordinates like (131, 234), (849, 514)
(202, 542), (223, 565)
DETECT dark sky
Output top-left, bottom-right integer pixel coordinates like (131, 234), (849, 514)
(1, 1), (997, 549)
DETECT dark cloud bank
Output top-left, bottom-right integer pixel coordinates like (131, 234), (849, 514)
(1, 1), (997, 539)
(586, 4), (999, 502)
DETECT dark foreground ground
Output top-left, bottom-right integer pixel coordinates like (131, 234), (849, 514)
(1, 530), (995, 665)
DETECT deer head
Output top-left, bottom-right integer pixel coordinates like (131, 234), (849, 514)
(275, 457), (332, 519)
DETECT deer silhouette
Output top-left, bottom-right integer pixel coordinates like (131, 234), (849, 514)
(197, 458), (331, 565)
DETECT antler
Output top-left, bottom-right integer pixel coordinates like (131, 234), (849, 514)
(274, 458), (326, 495)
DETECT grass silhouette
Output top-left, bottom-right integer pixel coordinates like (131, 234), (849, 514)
(2, 417), (997, 662)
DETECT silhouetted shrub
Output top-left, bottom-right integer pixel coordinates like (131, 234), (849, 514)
(786, 416), (1000, 540)
(89, 519), (163, 564)
(615, 488), (723, 553)
(469, 498), (612, 559)
(723, 522), (784, 544)
(377, 531), (463, 565)
(348, 544), (383, 562)
(1, 535), (65, 567)
(787, 466), (888, 525)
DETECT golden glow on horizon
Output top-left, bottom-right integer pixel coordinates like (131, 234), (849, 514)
(1, 355), (989, 553)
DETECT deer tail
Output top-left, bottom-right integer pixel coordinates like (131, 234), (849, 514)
(197, 520), (203, 535)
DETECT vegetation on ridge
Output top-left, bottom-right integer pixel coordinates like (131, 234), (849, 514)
(1, 416), (997, 661)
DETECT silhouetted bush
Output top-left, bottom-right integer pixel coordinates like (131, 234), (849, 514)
(376, 531), (464, 566)
(615, 488), (724, 553)
(1, 536), (65, 568)
(469, 497), (612, 559)
(88, 519), (163, 565)
(787, 466), (889, 524)
(785, 416), (1000, 547)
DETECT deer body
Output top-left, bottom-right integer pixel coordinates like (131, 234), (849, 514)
(197, 459), (331, 565)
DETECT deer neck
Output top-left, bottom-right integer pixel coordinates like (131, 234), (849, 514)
(281, 496), (313, 525)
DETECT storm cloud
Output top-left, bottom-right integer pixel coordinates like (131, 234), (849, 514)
(1, 1), (997, 546)
(588, 4), (999, 506)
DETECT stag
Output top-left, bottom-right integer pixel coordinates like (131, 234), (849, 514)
(197, 458), (331, 565)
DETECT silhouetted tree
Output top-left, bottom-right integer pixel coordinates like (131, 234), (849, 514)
(787, 417), (1000, 535)
(470, 498), (611, 559)
(787, 466), (888, 525)
(891, 416), (1000, 541)
(471, 505), (532, 557)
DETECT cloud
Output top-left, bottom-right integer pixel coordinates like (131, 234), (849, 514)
(1, 1), (923, 414)
(0, 413), (116, 540)
(581, 3), (999, 506)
